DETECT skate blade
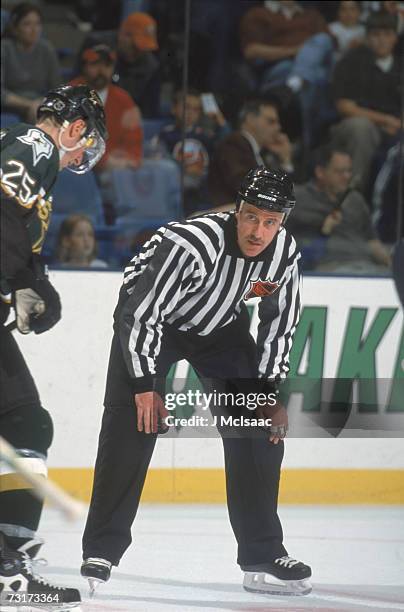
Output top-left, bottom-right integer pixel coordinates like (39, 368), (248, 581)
(243, 572), (312, 596)
(88, 577), (105, 597)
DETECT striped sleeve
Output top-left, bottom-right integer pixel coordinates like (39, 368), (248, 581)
(118, 237), (201, 393)
(256, 242), (301, 383)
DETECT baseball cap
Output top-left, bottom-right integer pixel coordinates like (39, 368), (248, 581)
(81, 44), (117, 66)
(120, 12), (158, 51)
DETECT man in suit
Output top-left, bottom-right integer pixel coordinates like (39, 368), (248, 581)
(208, 99), (293, 210)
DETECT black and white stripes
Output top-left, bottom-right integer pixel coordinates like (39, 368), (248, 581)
(118, 212), (300, 390)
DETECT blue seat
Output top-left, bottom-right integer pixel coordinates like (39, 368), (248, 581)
(110, 159), (182, 224)
(41, 213), (65, 261)
(42, 171), (104, 259)
(142, 118), (170, 143)
(51, 169), (104, 224)
(300, 238), (328, 271)
(1, 113), (20, 128)
(94, 222), (160, 268)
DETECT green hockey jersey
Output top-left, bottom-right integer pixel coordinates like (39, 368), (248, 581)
(1, 123), (59, 278)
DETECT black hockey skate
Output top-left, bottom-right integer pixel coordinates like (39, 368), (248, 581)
(81, 558), (111, 596)
(17, 538), (45, 561)
(0, 536), (82, 611)
(242, 555), (312, 596)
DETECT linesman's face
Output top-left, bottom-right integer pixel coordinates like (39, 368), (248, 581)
(236, 203), (284, 257)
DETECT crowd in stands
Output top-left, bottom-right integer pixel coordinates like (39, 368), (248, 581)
(1, 2), (60, 121)
(1, 0), (402, 274)
(55, 214), (108, 269)
(208, 98), (295, 210)
(155, 88), (231, 214)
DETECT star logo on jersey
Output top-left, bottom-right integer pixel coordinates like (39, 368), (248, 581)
(244, 278), (280, 300)
(17, 129), (54, 167)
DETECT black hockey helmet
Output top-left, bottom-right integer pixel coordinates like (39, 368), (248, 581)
(236, 166), (295, 221)
(37, 85), (107, 174)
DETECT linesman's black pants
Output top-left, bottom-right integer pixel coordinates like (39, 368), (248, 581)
(82, 313), (287, 568)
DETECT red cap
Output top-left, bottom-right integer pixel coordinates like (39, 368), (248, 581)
(81, 44), (117, 65)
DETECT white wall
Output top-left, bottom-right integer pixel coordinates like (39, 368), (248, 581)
(15, 271), (404, 471)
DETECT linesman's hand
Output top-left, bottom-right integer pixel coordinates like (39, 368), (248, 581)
(135, 391), (170, 434)
(256, 401), (288, 444)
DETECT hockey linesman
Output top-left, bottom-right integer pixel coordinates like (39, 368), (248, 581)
(81, 166), (312, 596)
(0, 85), (107, 608)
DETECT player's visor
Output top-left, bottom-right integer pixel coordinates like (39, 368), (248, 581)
(67, 128), (106, 174)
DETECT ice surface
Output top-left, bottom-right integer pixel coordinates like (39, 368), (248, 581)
(37, 505), (404, 611)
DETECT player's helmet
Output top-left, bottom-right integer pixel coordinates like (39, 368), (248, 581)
(37, 85), (107, 174)
(236, 166), (295, 221)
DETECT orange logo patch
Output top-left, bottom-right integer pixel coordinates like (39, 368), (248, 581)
(244, 278), (280, 300)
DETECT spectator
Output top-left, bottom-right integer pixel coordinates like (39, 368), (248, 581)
(331, 11), (401, 190)
(55, 215), (108, 268)
(156, 89), (229, 215)
(208, 99), (294, 210)
(239, 0), (334, 144)
(289, 144), (391, 274)
(70, 44), (143, 171)
(329, 1), (366, 59)
(114, 12), (160, 117)
(376, 2), (404, 34)
(1, 2), (61, 122)
(362, 0), (404, 25)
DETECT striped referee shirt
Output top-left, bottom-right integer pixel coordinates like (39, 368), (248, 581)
(117, 211), (301, 392)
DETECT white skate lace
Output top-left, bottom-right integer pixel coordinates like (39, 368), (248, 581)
(18, 538), (48, 568)
(274, 556), (300, 568)
(22, 556), (68, 591)
(32, 556), (48, 569)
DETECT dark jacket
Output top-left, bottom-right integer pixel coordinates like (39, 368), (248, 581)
(208, 131), (287, 207)
(208, 132), (259, 207)
(332, 45), (401, 117)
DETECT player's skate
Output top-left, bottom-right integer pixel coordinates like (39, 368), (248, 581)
(0, 535), (82, 611)
(80, 558), (111, 596)
(242, 555), (312, 596)
(17, 538), (45, 562)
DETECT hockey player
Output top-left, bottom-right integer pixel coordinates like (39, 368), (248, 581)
(80, 166), (312, 597)
(0, 85), (107, 609)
